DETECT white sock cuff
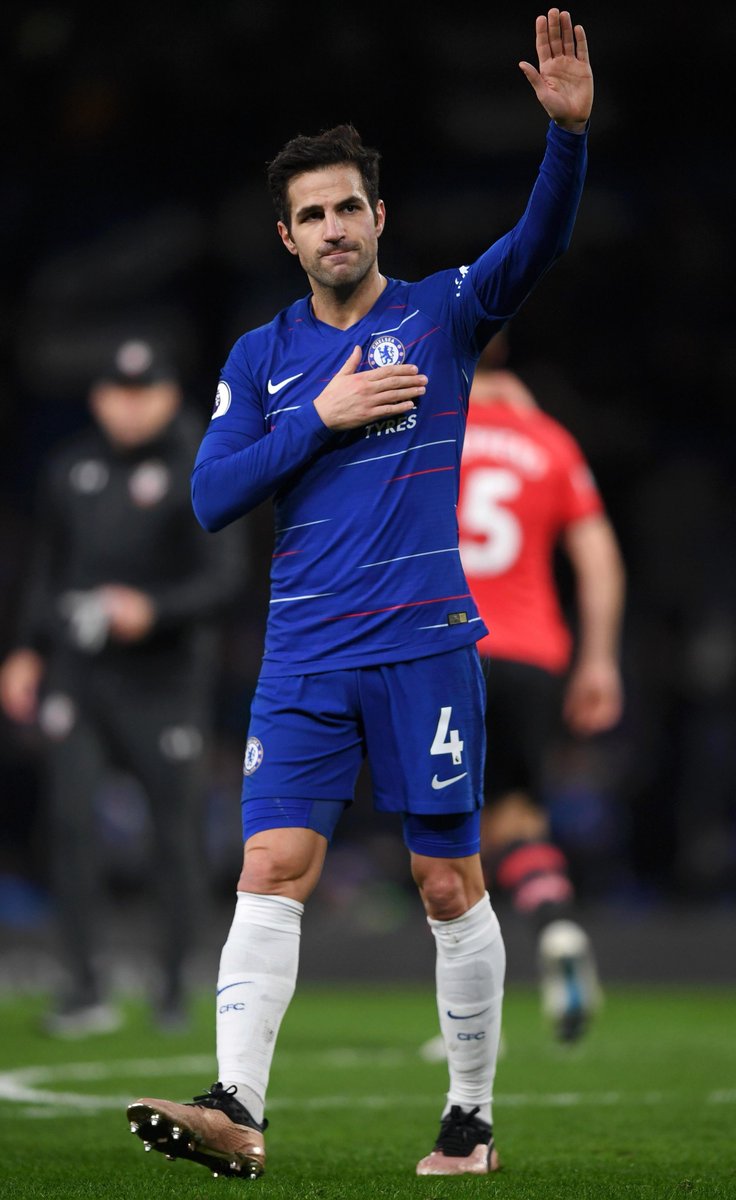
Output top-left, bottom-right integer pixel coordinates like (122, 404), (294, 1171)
(234, 891), (304, 933)
(427, 892), (500, 954)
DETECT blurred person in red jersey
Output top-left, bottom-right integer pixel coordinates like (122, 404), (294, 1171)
(458, 336), (624, 1041)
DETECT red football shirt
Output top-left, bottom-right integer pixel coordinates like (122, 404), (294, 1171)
(459, 391), (603, 672)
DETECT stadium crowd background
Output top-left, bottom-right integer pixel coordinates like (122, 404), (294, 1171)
(0, 4), (733, 962)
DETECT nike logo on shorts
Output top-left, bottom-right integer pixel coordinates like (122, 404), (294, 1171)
(431, 771), (468, 789)
(267, 373), (304, 394)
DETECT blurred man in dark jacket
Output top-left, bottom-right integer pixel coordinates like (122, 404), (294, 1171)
(0, 338), (247, 1035)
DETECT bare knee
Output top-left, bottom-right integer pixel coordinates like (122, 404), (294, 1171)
(411, 853), (485, 921)
(237, 829), (327, 903)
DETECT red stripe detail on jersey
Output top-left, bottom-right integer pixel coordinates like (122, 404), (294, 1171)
(404, 327), (440, 350)
(385, 304), (407, 309)
(388, 466), (455, 482)
(272, 551), (303, 558)
(432, 411), (458, 417)
(324, 593), (472, 621)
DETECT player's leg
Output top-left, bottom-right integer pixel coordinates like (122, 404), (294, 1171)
(410, 837), (504, 1175)
(39, 686), (121, 1036)
(482, 657), (600, 1040)
(215, 822), (331, 1121)
(127, 669), (362, 1178)
(482, 657), (571, 918)
(363, 648), (502, 1175)
(126, 819), (340, 1177)
(216, 667), (361, 1127)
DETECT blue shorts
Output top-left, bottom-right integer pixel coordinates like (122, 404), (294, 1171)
(241, 646), (486, 855)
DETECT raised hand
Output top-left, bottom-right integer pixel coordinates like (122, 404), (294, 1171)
(519, 9), (593, 132)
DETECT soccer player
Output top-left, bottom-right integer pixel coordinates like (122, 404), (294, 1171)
(0, 339), (245, 1035)
(458, 348), (625, 1040)
(126, 9), (593, 1178)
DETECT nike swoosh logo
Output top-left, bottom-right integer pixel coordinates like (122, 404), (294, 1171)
(431, 772), (468, 790)
(267, 373), (303, 395)
(447, 1007), (490, 1020)
(216, 981), (254, 996)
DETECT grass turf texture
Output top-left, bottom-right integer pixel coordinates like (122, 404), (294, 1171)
(0, 985), (734, 1198)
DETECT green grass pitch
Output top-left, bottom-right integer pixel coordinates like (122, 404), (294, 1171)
(1, 985), (734, 1198)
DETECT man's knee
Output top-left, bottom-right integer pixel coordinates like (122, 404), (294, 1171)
(238, 828), (327, 902)
(411, 854), (485, 921)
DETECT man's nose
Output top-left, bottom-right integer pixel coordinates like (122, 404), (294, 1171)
(323, 212), (345, 241)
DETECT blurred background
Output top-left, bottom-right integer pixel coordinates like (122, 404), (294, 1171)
(0, 2), (733, 993)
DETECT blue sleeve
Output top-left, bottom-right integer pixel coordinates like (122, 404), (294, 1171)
(417, 120), (588, 355)
(191, 338), (333, 532)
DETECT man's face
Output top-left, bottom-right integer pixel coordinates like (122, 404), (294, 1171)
(89, 381), (181, 449)
(277, 164), (385, 294)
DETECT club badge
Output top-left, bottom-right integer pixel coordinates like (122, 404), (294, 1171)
(243, 736), (264, 775)
(367, 335), (406, 368)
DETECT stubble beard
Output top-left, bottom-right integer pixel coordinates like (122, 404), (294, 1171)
(307, 245), (377, 302)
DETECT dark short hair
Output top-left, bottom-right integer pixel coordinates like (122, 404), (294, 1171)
(267, 124), (381, 228)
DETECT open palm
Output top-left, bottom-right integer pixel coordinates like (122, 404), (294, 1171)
(520, 9), (593, 129)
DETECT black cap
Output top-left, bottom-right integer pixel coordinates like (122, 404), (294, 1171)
(99, 339), (177, 387)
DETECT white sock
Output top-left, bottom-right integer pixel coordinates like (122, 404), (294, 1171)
(216, 891), (303, 1124)
(428, 891), (506, 1127)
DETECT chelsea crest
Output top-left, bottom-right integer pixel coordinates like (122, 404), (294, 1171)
(243, 736), (264, 775)
(367, 335), (406, 368)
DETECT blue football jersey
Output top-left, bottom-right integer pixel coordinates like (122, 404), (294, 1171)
(192, 122), (587, 676)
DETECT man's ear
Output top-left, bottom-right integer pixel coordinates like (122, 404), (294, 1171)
(277, 220), (298, 256)
(375, 199), (386, 238)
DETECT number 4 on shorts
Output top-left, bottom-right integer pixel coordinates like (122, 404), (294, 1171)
(430, 706), (464, 766)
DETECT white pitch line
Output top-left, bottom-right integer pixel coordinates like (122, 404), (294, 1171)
(0, 1053), (734, 1120)
(0, 1055), (216, 1114)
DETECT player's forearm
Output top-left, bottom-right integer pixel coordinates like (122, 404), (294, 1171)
(527, 121), (588, 253)
(575, 587), (623, 666)
(192, 403), (332, 532)
(471, 122), (587, 321)
(571, 524), (626, 665)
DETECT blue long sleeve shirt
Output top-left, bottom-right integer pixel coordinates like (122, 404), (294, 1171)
(192, 121), (587, 676)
